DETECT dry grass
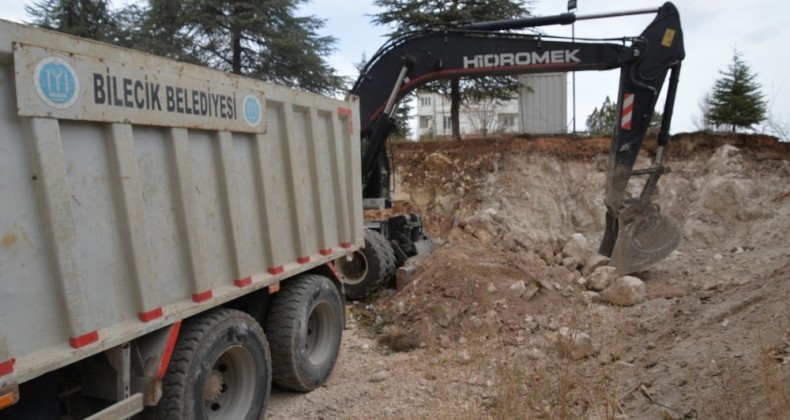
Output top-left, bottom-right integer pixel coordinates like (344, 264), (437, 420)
(446, 307), (790, 420)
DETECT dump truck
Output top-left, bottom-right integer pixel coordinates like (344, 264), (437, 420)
(2, 2), (686, 417)
(0, 19), (361, 419)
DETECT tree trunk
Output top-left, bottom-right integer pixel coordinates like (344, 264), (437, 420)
(451, 78), (461, 141)
(232, 28), (242, 75)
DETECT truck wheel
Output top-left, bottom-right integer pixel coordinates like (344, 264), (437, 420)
(335, 229), (396, 299)
(265, 274), (343, 392)
(149, 309), (271, 420)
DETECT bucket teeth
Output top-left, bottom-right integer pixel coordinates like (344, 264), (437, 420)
(612, 201), (681, 275)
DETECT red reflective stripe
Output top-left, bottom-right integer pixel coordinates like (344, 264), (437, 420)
(192, 290), (213, 302)
(139, 307), (163, 323)
(268, 282), (281, 294)
(0, 359), (15, 377)
(234, 277), (252, 288)
(337, 107), (354, 134)
(320, 248), (333, 256)
(297, 256), (310, 264)
(340, 242), (352, 249)
(268, 266), (284, 275)
(69, 330), (99, 349)
(156, 321), (182, 379)
(621, 93), (634, 130)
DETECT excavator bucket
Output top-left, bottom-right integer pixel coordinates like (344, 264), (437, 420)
(611, 200), (681, 275)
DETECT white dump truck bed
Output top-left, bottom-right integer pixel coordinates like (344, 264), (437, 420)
(0, 19), (363, 389)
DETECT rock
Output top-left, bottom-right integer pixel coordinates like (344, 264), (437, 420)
(524, 284), (540, 300)
(562, 233), (589, 262)
(567, 270), (582, 284)
(428, 304), (459, 328)
(369, 370), (390, 382)
(523, 318), (538, 331)
(411, 189), (434, 207)
(538, 244), (554, 264)
(561, 285), (574, 297)
(578, 291), (602, 305)
(536, 276), (554, 291)
(469, 316), (484, 329)
(425, 152), (453, 167)
(562, 256), (580, 270)
(600, 276), (646, 306)
(483, 208), (498, 216)
(557, 327), (596, 360)
(459, 350), (472, 364)
(701, 178), (748, 222)
(587, 266), (618, 291)
(525, 348), (546, 360)
(545, 266), (573, 285)
(445, 227), (468, 245)
(509, 280), (527, 297)
(486, 283), (497, 293)
(435, 193), (460, 212)
(535, 315), (557, 331)
(473, 228), (494, 244)
(439, 334), (452, 348)
(582, 254), (610, 277)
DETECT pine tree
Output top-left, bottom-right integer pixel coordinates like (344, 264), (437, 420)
(25, 0), (119, 43)
(372, 0), (531, 140)
(133, 0), (345, 95)
(705, 51), (766, 132)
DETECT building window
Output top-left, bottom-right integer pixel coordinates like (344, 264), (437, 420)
(419, 116), (431, 129)
(443, 116), (452, 131)
(500, 114), (516, 127)
(420, 96), (431, 106)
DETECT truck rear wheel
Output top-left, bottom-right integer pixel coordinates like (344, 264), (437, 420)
(265, 274), (343, 392)
(149, 309), (271, 420)
(335, 229), (396, 299)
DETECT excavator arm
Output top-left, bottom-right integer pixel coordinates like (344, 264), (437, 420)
(351, 2), (685, 274)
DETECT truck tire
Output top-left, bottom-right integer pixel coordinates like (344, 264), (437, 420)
(335, 229), (396, 299)
(265, 274), (343, 392)
(148, 309), (271, 420)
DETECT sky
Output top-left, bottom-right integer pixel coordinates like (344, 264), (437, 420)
(1, 0), (787, 135)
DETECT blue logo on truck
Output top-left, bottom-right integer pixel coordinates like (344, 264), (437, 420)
(243, 95), (261, 127)
(34, 57), (80, 109)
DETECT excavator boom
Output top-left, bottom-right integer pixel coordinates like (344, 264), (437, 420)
(351, 2), (685, 275)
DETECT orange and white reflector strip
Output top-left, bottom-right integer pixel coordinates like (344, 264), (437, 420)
(621, 93), (634, 130)
(0, 383), (19, 409)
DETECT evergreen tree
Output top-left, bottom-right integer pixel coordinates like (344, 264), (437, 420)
(586, 96), (617, 135)
(586, 95), (662, 135)
(372, 0), (531, 140)
(137, 0), (345, 95)
(25, 0), (119, 43)
(705, 51), (766, 132)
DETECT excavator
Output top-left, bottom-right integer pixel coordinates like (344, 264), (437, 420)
(336, 2), (685, 298)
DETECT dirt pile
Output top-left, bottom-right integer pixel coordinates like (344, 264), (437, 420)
(377, 132), (790, 418)
(267, 132), (789, 419)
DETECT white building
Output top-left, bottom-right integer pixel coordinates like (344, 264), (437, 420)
(416, 73), (568, 139)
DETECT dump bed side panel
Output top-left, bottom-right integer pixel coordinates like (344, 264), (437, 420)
(0, 20), (362, 387)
